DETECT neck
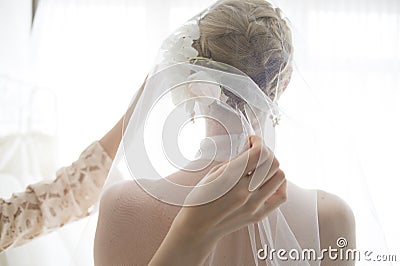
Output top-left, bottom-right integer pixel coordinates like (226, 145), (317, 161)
(203, 102), (245, 137)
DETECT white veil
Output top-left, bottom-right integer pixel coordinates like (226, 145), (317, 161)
(91, 1), (319, 265)
(71, 0), (388, 265)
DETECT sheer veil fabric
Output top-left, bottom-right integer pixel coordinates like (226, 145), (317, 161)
(71, 1), (385, 265)
(74, 1), (384, 265)
(90, 1), (320, 265)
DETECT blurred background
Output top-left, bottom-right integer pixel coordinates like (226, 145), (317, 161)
(0, 0), (399, 265)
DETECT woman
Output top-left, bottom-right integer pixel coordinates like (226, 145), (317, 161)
(94, 0), (356, 265)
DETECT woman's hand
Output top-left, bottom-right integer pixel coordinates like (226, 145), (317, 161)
(149, 135), (287, 266)
(183, 135), (286, 238)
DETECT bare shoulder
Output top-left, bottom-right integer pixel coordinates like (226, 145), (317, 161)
(317, 190), (356, 241)
(98, 180), (154, 212)
(96, 180), (174, 232)
(317, 190), (356, 265)
(94, 180), (176, 265)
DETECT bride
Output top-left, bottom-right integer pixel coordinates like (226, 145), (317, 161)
(94, 0), (355, 265)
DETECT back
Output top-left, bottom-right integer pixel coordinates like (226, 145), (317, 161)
(94, 177), (321, 265)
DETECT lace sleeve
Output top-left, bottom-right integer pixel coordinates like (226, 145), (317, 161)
(0, 141), (112, 251)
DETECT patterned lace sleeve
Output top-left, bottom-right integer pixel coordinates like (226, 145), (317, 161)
(0, 141), (112, 251)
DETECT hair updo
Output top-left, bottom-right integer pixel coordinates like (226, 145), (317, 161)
(193, 0), (293, 105)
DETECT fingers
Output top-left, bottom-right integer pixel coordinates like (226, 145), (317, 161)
(253, 179), (287, 221)
(213, 178), (287, 235)
(249, 169), (286, 210)
(248, 155), (279, 191)
(230, 135), (276, 192)
(208, 135), (277, 197)
(235, 169), (286, 225)
(216, 169), (286, 226)
(251, 157), (280, 189)
(222, 135), (272, 182)
(196, 162), (227, 185)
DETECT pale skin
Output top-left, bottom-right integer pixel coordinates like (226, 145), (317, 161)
(95, 82), (356, 265)
(149, 136), (287, 265)
(98, 78), (145, 159)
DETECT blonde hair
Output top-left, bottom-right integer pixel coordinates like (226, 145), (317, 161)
(194, 0), (293, 103)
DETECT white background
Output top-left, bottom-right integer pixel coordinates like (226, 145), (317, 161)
(0, 0), (399, 265)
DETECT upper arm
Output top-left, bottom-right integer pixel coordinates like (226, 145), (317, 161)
(317, 190), (356, 266)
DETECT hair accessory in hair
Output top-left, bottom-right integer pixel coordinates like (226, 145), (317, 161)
(157, 20), (200, 70)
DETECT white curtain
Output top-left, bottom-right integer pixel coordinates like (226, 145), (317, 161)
(273, 0), (400, 257)
(0, 0), (399, 265)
